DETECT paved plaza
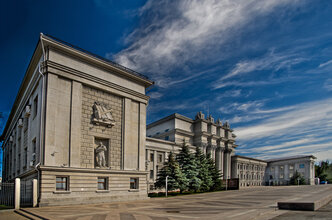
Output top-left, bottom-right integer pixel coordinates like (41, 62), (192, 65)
(5, 185), (332, 220)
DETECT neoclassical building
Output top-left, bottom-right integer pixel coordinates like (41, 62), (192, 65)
(145, 113), (237, 190)
(1, 35), (316, 206)
(265, 155), (316, 185)
(1, 34), (153, 206)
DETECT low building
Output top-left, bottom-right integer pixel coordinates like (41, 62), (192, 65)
(231, 155), (267, 187)
(265, 155), (316, 185)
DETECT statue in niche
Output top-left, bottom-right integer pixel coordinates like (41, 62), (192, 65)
(95, 141), (107, 168)
(92, 101), (115, 127)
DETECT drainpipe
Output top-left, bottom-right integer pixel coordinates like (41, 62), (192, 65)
(37, 32), (46, 206)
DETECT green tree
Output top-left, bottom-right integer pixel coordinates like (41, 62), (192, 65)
(206, 153), (222, 191)
(177, 140), (201, 192)
(155, 152), (187, 192)
(315, 160), (330, 181)
(195, 146), (213, 192)
(290, 170), (306, 185)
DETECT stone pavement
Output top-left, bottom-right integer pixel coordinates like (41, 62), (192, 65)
(11, 185), (332, 220)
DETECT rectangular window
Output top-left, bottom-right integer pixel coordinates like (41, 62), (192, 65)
(97, 177), (108, 190)
(164, 136), (169, 141)
(158, 154), (163, 163)
(280, 174), (284, 179)
(56, 177), (69, 191)
(33, 96), (38, 119)
(289, 165), (294, 170)
(299, 164), (305, 169)
(280, 166), (284, 171)
(130, 178), (139, 189)
(150, 153), (154, 162)
(289, 173), (293, 178)
(150, 170), (154, 179)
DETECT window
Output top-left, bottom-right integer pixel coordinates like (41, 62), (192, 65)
(165, 129), (169, 132)
(33, 96), (38, 119)
(289, 173), (293, 178)
(150, 185), (154, 190)
(56, 177), (69, 191)
(299, 164), (305, 169)
(289, 165), (294, 170)
(150, 153), (154, 162)
(280, 166), (284, 170)
(280, 174), (284, 179)
(97, 177), (108, 190)
(150, 170), (154, 179)
(164, 136), (169, 141)
(271, 167), (275, 172)
(158, 154), (163, 163)
(130, 178), (139, 189)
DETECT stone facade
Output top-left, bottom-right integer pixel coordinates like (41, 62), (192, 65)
(231, 155), (267, 187)
(265, 155), (316, 185)
(1, 34), (153, 206)
(146, 112), (238, 190)
(81, 86), (122, 169)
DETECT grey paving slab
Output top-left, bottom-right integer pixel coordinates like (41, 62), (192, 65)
(18, 185), (332, 220)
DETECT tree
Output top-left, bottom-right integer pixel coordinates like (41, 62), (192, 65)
(195, 146), (213, 192)
(290, 170), (306, 185)
(155, 152), (187, 192)
(206, 153), (222, 191)
(315, 160), (330, 181)
(177, 140), (201, 192)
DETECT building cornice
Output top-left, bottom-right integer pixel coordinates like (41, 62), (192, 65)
(42, 34), (154, 88)
(46, 60), (150, 102)
(39, 166), (149, 175)
(147, 113), (193, 129)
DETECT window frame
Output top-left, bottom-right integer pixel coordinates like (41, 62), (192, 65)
(130, 177), (139, 190)
(97, 177), (108, 190)
(56, 176), (69, 191)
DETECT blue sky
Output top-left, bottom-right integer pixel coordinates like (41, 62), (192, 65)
(1, 0), (332, 170)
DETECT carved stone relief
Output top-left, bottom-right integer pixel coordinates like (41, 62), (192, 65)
(92, 101), (115, 127)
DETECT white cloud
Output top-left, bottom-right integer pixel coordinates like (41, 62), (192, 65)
(324, 79), (332, 91)
(114, 0), (303, 85)
(318, 59), (332, 68)
(236, 98), (332, 141)
(148, 92), (163, 99)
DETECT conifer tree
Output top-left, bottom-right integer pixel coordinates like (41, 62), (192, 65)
(177, 140), (201, 192)
(195, 146), (213, 192)
(206, 153), (222, 191)
(154, 152), (187, 192)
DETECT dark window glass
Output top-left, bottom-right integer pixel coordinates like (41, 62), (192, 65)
(130, 178), (138, 189)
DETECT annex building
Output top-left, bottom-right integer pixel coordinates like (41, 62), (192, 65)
(1, 35), (316, 207)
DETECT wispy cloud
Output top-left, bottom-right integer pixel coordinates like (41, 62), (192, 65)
(235, 98), (332, 161)
(324, 79), (332, 91)
(319, 59), (332, 68)
(114, 0), (304, 86)
(219, 50), (307, 81)
(236, 98), (332, 141)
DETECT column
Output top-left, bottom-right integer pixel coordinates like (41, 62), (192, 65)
(220, 148), (224, 176)
(215, 148), (220, 171)
(153, 150), (157, 181)
(223, 150), (228, 180)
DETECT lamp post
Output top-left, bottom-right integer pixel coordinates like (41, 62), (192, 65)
(165, 176), (168, 197)
(297, 177), (300, 186)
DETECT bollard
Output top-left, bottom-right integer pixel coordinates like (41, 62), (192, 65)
(33, 179), (38, 207)
(15, 178), (20, 209)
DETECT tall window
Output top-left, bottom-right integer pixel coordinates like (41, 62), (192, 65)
(33, 95), (38, 119)
(56, 177), (69, 191)
(150, 170), (153, 179)
(299, 164), (305, 169)
(150, 153), (154, 162)
(97, 177), (108, 190)
(158, 154), (163, 163)
(130, 178), (139, 189)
